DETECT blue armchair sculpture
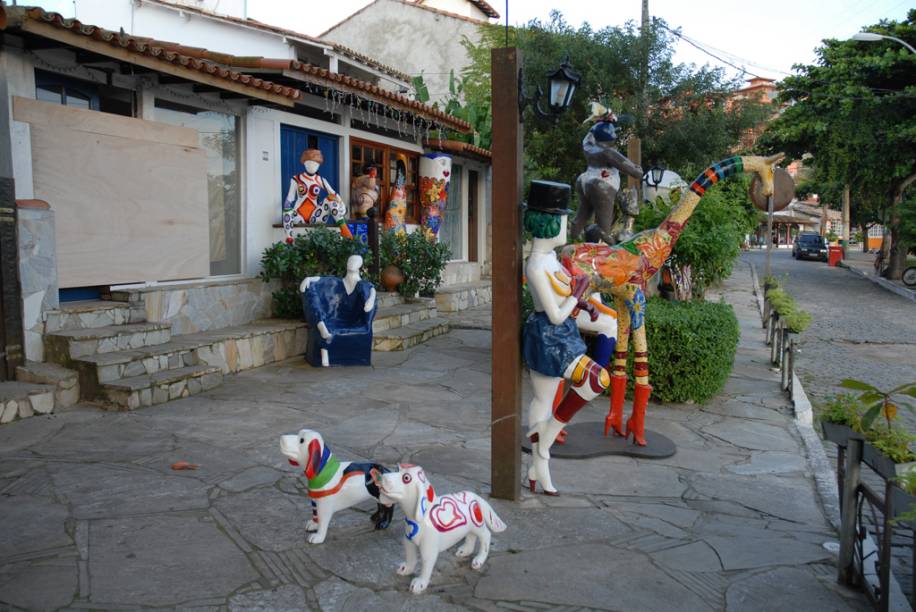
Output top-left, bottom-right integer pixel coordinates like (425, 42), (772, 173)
(301, 255), (377, 367)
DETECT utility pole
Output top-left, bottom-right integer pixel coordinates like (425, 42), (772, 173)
(628, 0), (649, 191)
(842, 184), (850, 249)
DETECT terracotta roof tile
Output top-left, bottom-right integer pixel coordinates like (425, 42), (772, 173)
(5, 6), (469, 132)
(423, 138), (491, 160)
(12, 7), (302, 101)
(145, 0), (412, 83)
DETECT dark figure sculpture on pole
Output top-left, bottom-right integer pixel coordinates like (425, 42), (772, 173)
(571, 103), (644, 244)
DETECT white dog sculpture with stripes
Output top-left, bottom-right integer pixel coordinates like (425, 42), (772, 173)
(280, 429), (393, 544)
(374, 464), (506, 594)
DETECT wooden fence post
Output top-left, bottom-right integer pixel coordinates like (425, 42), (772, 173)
(838, 436), (863, 585)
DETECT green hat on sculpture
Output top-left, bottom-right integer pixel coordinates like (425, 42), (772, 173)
(523, 180), (573, 215)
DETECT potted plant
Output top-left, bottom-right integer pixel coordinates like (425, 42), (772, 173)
(379, 231), (406, 292)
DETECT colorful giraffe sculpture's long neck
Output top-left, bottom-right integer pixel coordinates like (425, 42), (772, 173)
(646, 155), (746, 274)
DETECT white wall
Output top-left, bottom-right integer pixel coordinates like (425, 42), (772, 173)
(73, 1), (294, 59)
(322, 0), (482, 106)
(2, 48), (36, 199)
(421, 0), (489, 19)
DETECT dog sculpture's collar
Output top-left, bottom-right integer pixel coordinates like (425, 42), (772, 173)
(307, 455), (341, 490)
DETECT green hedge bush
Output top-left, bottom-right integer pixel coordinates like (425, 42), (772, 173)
(628, 297), (740, 403)
(259, 228), (369, 318)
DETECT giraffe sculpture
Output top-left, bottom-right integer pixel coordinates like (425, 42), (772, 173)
(562, 154), (784, 446)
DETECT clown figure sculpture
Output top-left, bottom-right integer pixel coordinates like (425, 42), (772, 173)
(283, 148), (353, 242)
(523, 181), (611, 495)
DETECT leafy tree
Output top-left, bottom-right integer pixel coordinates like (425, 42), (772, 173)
(757, 11), (916, 278)
(433, 12), (769, 188)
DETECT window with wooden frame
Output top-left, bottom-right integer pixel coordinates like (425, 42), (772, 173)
(350, 138), (420, 222)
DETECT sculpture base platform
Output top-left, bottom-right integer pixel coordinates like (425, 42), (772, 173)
(521, 422), (676, 459)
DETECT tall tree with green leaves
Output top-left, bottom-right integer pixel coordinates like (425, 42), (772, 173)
(433, 11), (769, 187)
(757, 11), (915, 278)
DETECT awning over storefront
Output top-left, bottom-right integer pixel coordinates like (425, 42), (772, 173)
(423, 138), (491, 162)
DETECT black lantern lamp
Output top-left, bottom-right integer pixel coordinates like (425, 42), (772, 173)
(643, 165), (666, 188)
(519, 53), (581, 121)
(545, 54), (580, 114)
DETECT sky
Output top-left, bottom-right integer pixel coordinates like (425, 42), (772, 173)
(25, 0), (913, 81)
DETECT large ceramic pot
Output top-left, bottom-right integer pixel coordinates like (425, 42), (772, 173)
(381, 264), (404, 292)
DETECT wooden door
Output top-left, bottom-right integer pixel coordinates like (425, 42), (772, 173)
(468, 170), (479, 262)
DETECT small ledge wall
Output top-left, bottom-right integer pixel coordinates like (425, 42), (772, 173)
(109, 277), (279, 336)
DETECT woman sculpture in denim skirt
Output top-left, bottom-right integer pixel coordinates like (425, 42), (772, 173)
(522, 180), (612, 496)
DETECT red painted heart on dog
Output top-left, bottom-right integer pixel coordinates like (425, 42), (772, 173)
(429, 498), (467, 532)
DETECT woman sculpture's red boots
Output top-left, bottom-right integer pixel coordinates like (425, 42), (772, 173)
(604, 375), (627, 437)
(626, 383), (652, 446)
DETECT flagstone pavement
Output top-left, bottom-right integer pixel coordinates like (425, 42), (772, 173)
(0, 264), (868, 611)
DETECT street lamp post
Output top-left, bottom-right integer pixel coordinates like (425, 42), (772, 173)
(850, 31), (916, 54)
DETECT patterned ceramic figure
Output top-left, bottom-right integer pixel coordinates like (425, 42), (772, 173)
(419, 153), (451, 239)
(283, 149), (353, 242)
(563, 154), (784, 447)
(385, 153), (410, 235)
(522, 180), (611, 496)
(375, 464), (506, 594)
(351, 165), (380, 220)
(301, 255), (377, 367)
(280, 429), (394, 544)
(572, 102), (644, 243)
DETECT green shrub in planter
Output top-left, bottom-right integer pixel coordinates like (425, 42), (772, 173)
(628, 297), (740, 403)
(260, 228), (370, 318)
(380, 230), (451, 297)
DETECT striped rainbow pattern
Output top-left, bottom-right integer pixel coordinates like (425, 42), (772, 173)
(689, 156), (744, 196)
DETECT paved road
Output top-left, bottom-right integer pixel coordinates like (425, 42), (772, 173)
(744, 249), (916, 420)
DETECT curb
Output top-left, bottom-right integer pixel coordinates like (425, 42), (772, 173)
(747, 261), (839, 529)
(748, 261), (908, 610)
(839, 261), (916, 303)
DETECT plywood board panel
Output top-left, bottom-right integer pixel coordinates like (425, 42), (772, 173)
(30, 126), (209, 288)
(13, 96), (199, 148)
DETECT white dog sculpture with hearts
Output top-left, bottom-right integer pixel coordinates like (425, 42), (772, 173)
(374, 464), (507, 594)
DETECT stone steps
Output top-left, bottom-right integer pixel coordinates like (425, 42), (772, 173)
(101, 365), (223, 410)
(16, 361), (80, 409)
(45, 322), (172, 361)
(435, 280), (492, 313)
(373, 317), (450, 351)
(0, 381), (56, 423)
(376, 291), (404, 309)
(70, 320), (308, 399)
(45, 300), (145, 333)
(372, 299), (437, 333)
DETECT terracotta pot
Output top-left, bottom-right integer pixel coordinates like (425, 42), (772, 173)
(381, 265), (404, 292)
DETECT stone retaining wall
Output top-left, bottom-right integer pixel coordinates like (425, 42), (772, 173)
(110, 277), (279, 335)
(17, 201), (58, 362)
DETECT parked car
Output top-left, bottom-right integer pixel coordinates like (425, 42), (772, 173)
(793, 232), (828, 261)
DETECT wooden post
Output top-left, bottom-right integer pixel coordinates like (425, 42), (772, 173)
(838, 436), (863, 585)
(490, 47), (523, 501)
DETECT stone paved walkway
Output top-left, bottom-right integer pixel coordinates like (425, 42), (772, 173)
(0, 264), (867, 611)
